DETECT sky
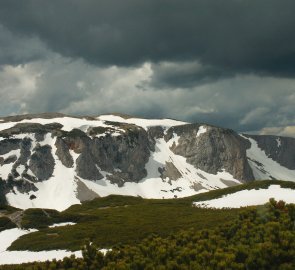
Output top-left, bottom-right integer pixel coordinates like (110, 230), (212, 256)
(0, 0), (295, 136)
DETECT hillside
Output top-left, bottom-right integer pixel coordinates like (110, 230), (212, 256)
(38, 200), (295, 269)
(1, 113), (295, 211)
(0, 180), (295, 266)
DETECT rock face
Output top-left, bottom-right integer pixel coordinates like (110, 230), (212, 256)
(29, 145), (55, 181)
(247, 135), (295, 170)
(159, 162), (182, 182)
(0, 139), (21, 155)
(165, 124), (254, 182)
(0, 112), (295, 209)
(55, 137), (74, 168)
(90, 127), (151, 183)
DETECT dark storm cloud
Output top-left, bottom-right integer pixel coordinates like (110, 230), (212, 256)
(0, 24), (49, 65)
(1, 0), (295, 83)
(148, 61), (233, 89)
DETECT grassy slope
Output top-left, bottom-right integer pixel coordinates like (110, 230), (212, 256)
(8, 180), (295, 252)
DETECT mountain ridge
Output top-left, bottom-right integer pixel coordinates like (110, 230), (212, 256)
(0, 113), (295, 210)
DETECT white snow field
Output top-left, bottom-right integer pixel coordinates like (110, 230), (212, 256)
(0, 228), (82, 265)
(194, 185), (295, 209)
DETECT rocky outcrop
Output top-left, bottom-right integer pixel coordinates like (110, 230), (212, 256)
(159, 162), (182, 182)
(13, 138), (31, 168)
(55, 137), (74, 168)
(247, 135), (295, 170)
(29, 145), (55, 181)
(0, 123), (63, 138)
(90, 127), (151, 183)
(165, 124), (254, 182)
(3, 155), (17, 165)
(0, 139), (21, 155)
(76, 150), (103, 180)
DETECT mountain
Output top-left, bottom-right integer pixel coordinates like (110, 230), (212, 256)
(0, 112), (295, 210)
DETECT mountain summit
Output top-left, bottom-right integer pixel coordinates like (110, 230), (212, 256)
(0, 113), (294, 210)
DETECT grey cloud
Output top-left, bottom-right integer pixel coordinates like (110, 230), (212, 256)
(11, 57), (294, 133)
(0, 0), (295, 82)
(148, 61), (233, 89)
(0, 24), (49, 66)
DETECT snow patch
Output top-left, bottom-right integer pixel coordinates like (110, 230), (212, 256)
(196, 126), (207, 137)
(276, 138), (282, 148)
(194, 185), (295, 208)
(0, 228), (111, 265)
(167, 133), (180, 148)
(0, 149), (20, 179)
(49, 222), (76, 228)
(98, 114), (187, 130)
(0, 228), (81, 265)
(0, 228), (37, 252)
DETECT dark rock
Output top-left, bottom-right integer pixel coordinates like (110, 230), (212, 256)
(147, 126), (165, 151)
(148, 126), (165, 140)
(107, 174), (125, 187)
(35, 133), (45, 142)
(190, 182), (206, 191)
(55, 137), (74, 168)
(91, 127), (151, 183)
(76, 178), (99, 201)
(166, 124), (254, 182)
(22, 172), (38, 182)
(29, 145), (55, 181)
(5, 176), (38, 194)
(13, 138), (32, 168)
(76, 150), (103, 180)
(3, 155), (17, 165)
(246, 135), (295, 170)
(63, 129), (90, 153)
(0, 139), (21, 155)
(160, 162), (182, 182)
(11, 169), (20, 178)
(29, 194), (36, 200)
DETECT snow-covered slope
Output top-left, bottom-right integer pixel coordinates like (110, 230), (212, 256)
(194, 185), (295, 209)
(241, 135), (295, 181)
(0, 227), (81, 265)
(0, 113), (295, 211)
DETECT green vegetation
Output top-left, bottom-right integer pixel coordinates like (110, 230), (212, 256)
(9, 195), (240, 251)
(21, 208), (74, 229)
(6, 180), (295, 252)
(1, 199), (295, 269)
(0, 217), (16, 232)
(0, 204), (19, 214)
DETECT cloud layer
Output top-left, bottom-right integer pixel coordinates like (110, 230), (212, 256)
(0, 1), (294, 136)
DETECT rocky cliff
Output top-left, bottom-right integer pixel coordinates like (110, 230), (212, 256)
(0, 113), (294, 210)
